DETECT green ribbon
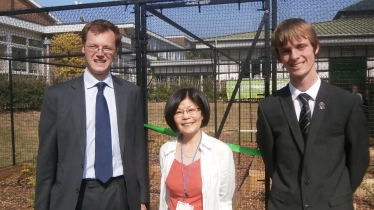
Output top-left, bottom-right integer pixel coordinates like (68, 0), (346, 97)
(226, 143), (262, 156)
(144, 124), (179, 137)
(144, 124), (261, 156)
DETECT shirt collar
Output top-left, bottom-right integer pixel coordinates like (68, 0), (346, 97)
(83, 68), (113, 89)
(164, 131), (213, 155)
(199, 132), (213, 151)
(289, 75), (321, 101)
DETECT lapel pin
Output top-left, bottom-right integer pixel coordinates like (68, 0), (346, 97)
(319, 102), (325, 109)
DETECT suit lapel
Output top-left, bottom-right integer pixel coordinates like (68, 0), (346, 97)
(113, 76), (127, 155)
(69, 76), (86, 157)
(304, 81), (329, 156)
(279, 86), (305, 154)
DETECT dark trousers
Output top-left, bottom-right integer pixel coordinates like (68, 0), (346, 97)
(76, 176), (129, 210)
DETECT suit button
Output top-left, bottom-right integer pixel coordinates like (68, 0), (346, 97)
(304, 204), (309, 210)
(76, 189), (79, 193)
(304, 179), (310, 185)
(80, 164), (84, 168)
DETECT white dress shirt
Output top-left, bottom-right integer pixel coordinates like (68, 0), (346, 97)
(289, 76), (321, 120)
(82, 69), (123, 179)
(159, 131), (235, 210)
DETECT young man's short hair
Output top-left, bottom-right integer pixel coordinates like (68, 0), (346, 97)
(271, 18), (320, 61)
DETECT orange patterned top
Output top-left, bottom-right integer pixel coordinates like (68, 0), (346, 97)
(166, 158), (203, 210)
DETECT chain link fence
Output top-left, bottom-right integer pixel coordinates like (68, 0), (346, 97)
(0, 0), (373, 209)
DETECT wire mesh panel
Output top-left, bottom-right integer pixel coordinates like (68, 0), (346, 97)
(145, 1), (269, 208)
(146, 0), (374, 209)
(276, 1), (374, 209)
(0, 0), (373, 209)
(0, 84), (12, 169)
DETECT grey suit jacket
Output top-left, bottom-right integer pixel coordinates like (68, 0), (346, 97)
(256, 81), (370, 210)
(35, 75), (149, 210)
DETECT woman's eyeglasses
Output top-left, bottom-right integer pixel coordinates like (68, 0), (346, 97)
(174, 108), (200, 118)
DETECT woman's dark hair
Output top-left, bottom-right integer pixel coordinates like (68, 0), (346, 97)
(164, 88), (210, 132)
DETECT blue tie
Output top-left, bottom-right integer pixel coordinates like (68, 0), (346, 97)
(95, 82), (113, 183)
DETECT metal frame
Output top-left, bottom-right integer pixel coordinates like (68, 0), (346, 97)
(0, 1), (276, 207)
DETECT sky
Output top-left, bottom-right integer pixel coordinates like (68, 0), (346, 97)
(32, 0), (362, 38)
(35, 0), (115, 7)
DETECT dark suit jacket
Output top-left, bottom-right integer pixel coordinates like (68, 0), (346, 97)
(256, 81), (370, 210)
(35, 75), (149, 210)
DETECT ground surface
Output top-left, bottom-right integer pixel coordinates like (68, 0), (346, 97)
(0, 140), (257, 210)
(0, 105), (373, 210)
(1, 146), (373, 210)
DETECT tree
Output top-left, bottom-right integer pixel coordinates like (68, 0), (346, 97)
(185, 50), (210, 59)
(50, 33), (85, 76)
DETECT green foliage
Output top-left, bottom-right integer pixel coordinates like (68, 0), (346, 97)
(20, 163), (36, 205)
(50, 33), (85, 76)
(0, 74), (47, 110)
(360, 182), (374, 205)
(147, 76), (227, 102)
(148, 77), (199, 102)
(0, 33), (85, 111)
(217, 84), (228, 102)
(148, 83), (173, 102)
(202, 76), (215, 101)
(0, 75), (10, 109)
(0, 73), (228, 110)
(185, 50), (210, 59)
(360, 170), (374, 206)
(50, 71), (80, 84)
(13, 76), (47, 109)
(149, 52), (158, 58)
(21, 164), (36, 186)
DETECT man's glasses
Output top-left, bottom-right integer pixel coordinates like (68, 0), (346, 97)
(85, 45), (116, 55)
(174, 108), (200, 118)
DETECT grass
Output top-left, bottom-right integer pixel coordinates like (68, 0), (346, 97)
(1, 103), (373, 208)
(148, 101), (259, 140)
(0, 111), (39, 169)
(0, 102), (259, 169)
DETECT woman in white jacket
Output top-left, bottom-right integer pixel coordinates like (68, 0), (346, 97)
(159, 88), (235, 210)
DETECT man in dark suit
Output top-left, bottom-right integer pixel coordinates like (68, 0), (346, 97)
(256, 18), (370, 210)
(35, 19), (148, 210)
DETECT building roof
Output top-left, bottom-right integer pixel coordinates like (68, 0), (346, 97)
(203, 17), (374, 42)
(339, 0), (374, 12)
(28, 0), (43, 8)
(333, 0), (374, 19)
(204, 0), (374, 41)
(313, 17), (374, 36)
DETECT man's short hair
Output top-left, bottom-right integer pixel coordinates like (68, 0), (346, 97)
(271, 18), (320, 61)
(81, 19), (122, 49)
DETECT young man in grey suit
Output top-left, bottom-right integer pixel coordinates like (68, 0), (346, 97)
(256, 18), (370, 210)
(35, 19), (148, 210)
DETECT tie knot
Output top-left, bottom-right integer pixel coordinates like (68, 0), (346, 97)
(298, 93), (311, 105)
(96, 82), (107, 92)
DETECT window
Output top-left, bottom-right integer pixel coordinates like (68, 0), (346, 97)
(29, 49), (42, 73)
(112, 55), (119, 68)
(252, 62), (261, 78)
(12, 47), (26, 71)
(29, 39), (42, 47)
(12, 36), (26, 45)
(0, 44), (6, 71)
(242, 62), (250, 78)
(0, 36), (6, 42)
(0, 44), (6, 57)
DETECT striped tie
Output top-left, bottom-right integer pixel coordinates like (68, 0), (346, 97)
(298, 93), (312, 142)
